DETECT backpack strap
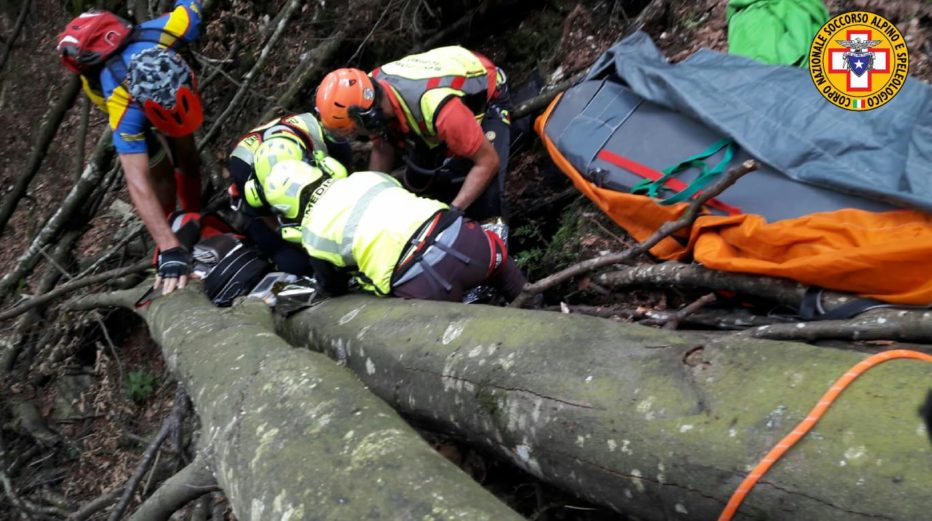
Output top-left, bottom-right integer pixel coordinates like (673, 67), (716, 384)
(594, 149), (742, 215)
(102, 27), (183, 85)
(631, 138), (737, 205)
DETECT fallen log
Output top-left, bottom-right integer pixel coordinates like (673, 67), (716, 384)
(280, 296), (932, 521)
(69, 288), (523, 521)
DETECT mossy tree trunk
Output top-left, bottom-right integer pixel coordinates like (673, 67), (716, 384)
(280, 296), (932, 521)
(74, 288), (523, 521)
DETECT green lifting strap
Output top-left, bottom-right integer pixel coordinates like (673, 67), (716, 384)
(631, 138), (736, 205)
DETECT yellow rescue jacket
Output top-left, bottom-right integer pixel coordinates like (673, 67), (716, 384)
(372, 46), (493, 148)
(300, 171), (447, 295)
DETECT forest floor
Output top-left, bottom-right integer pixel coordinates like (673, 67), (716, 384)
(0, 0), (930, 519)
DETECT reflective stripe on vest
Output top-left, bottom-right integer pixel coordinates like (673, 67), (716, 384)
(373, 46), (490, 144)
(300, 172), (447, 295)
(230, 113), (328, 165)
(301, 179), (395, 267)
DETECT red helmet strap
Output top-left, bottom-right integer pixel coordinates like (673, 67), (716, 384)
(141, 84), (203, 137)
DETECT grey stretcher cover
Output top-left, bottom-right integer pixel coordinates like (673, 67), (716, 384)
(544, 32), (932, 218)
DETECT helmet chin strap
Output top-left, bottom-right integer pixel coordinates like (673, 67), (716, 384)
(349, 81), (389, 139)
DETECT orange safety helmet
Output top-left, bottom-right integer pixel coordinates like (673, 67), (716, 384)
(315, 68), (376, 138)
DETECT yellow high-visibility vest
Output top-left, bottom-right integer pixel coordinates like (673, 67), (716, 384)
(230, 113), (329, 166)
(301, 171), (447, 295)
(372, 46), (492, 147)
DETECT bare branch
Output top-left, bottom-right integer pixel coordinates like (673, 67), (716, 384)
(0, 129), (114, 298)
(198, 0), (304, 150)
(661, 292), (716, 330)
(0, 75), (82, 233)
(258, 28), (347, 122)
(0, 0), (31, 72)
(127, 456), (218, 521)
(510, 160), (759, 307)
(108, 387), (189, 521)
(743, 314), (932, 345)
(0, 259), (150, 322)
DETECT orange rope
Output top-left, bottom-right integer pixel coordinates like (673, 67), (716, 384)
(719, 349), (932, 521)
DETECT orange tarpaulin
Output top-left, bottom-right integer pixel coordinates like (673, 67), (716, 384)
(536, 94), (932, 305)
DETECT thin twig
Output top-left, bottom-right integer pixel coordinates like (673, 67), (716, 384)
(0, 0), (31, 72)
(510, 160), (758, 307)
(74, 222), (146, 279)
(346, 1), (393, 65)
(37, 246), (74, 281)
(258, 27), (348, 121)
(198, 0), (303, 149)
(96, 320), (125, 390)
(0, 469), (37, 521)
(68, 487), (124, 521)
(587, 215), (628, 248)
(0, 258), (150, 322)
(107, 387), (188, 521)
(413, 8), (476, 53)
(661, 292), (716, 330)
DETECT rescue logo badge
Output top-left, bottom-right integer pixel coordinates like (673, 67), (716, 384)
(809, 11), (909, 111)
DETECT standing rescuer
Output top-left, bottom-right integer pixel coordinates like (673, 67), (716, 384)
(315, 46), (512, 225)
(257, 160), (527, 302)
(56, 1), (205, 295)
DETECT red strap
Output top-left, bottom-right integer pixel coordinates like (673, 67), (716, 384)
(596, 149), (742, 216)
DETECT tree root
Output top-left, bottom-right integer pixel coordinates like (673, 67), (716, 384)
(128, 456), (217, 521)
(510, 160), (759, 307)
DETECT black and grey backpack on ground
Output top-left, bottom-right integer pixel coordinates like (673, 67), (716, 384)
(196, 234), (270, 306)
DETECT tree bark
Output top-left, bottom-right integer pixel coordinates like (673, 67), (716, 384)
(280, 296), (932, 521)
(69, 287), (523, 521)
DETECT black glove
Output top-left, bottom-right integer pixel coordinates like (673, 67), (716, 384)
(157, 246), (193, 279)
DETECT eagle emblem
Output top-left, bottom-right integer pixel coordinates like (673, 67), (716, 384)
(835, 39), (881, 77)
